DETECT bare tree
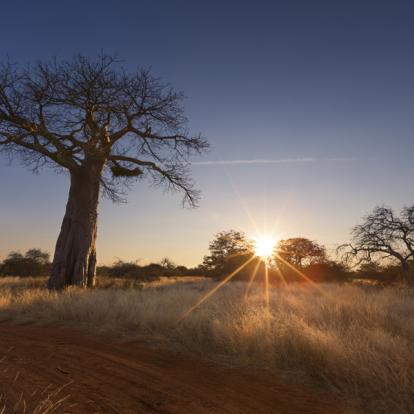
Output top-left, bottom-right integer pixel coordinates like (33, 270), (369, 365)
(340, 205), (414, 284)
(159, 257), (176, 271)
(0, 54), (208, 289)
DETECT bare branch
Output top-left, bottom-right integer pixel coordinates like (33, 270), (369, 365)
(0, 54), (208, 205)
(339, 206), (414, 279)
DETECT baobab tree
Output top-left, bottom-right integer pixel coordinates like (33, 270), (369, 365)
(340, 205), (414, 284)
(0, 54), (208, 289)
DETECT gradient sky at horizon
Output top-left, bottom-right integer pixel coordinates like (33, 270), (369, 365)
(1, 0), (413, 266)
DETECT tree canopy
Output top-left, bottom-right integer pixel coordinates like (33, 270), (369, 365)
(276, 238), (327, 268)
(202, 230), (254, 277)
(0, 54), (208, 204)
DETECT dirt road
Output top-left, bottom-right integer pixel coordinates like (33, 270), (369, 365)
(0, 324), (342, 413)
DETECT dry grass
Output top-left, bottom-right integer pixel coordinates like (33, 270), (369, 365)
(0, 388), (70, 414)
(0, 275), (205, 292)
(0, 277), (413, 413)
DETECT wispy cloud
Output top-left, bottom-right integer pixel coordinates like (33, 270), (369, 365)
(191, 157), (359, 166)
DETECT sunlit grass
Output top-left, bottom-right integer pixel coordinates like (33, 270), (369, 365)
(0, 277), (413, 413)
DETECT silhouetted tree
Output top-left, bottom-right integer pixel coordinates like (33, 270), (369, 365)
(340, 205), (414, 284)
(25, 248), (50, 264)
(0, 54), (208, 289)
(202, 230), (253, 277)
(159, 257), (176, 271)
(276, 238), (327, 268)
(1, 249), (50, 277)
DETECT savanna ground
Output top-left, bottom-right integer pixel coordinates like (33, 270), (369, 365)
(0, 276), (413, 413)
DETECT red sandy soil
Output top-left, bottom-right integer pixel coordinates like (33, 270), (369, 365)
(0, 324), (343, 413)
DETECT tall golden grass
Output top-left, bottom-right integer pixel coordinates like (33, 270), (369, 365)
(0, 277), (413, 413)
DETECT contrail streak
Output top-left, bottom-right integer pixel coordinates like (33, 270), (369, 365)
(192, 158), (314, 166)
(191, 157), (359, 166)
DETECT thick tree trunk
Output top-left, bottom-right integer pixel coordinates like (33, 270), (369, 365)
(48, 160), (104, 289)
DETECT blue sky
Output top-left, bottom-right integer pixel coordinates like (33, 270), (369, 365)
(1, 0), (413, 266)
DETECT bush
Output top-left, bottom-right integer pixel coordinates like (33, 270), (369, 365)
(98, 260), (175, 281)
(97, 259), (197, 280)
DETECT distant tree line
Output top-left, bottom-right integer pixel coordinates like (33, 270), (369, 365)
(96, 257), (200, 281)
(199, 203), (414, 285)
(0, 251), (199, 281)
(1, 204), (413, 285)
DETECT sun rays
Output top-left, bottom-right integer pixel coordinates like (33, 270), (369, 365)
(244, 259), (262, 299)
(178, 189), (335, 321)
(179, 255), (257, 321)
(253, 236), (276, 259)
(178, 235), (342, 322)
(179, 245), (338, 322)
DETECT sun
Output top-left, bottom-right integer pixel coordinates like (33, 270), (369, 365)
(254, 236), (277, 259)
